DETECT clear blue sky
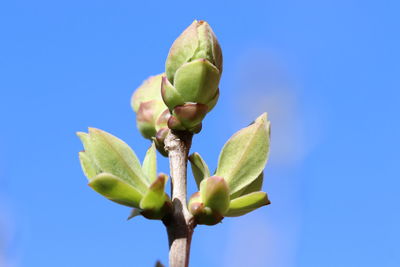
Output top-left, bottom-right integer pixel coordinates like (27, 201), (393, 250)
(1, 0), (399, 266)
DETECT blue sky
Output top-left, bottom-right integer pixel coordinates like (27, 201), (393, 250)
(0, 0), (399, 266)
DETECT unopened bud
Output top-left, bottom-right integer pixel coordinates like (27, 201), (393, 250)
(136, 100), (166, 139)
(153, 128), (169, 157)
(132, 74), (171, 156)
(162, 20), (223, 132)
(188, 192), (224, 225)
(188, 176), (230, 225)
(200, 176), (230, 214)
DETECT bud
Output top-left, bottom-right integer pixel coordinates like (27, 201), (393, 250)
(188, 192), (224, 226)
(131, 74), (171, 155)
(188, 176), (230, 225)
(140, 174), (172, 220)
(136, 100), (166, 139)
(200, 176), (230, 214)
(154, 127), (169, 157)
(162, 20), (223, 132)
(132, 74), (164, 113)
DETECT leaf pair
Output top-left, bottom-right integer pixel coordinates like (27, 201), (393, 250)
(188, 113), (271, 224)
(77, 129), (171, 219)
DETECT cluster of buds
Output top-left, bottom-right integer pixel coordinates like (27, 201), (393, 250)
(131, 74), (170, 156)
(77, 20), (272, 228)
(188, 114), (271, 225)
(162, 20), (222, 132)
(77, 129), (172, 219)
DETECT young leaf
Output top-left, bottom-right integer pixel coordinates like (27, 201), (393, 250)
(142, 142), (157, 183)
(77, 132), (93, 154)
(89, 173), (143, 208)
(215, 113), (270, 195)
(225, 191), (270, 217)
(78, 151), (100, 180)
(189, 152), (210, 188)
(140, 175), (171, 219)
(87, 128), (149, 194)
(158, 173), (169, 185)
(230, 172), (264, 199)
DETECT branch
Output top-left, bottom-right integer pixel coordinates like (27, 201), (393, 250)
(163, 130), (196, 267)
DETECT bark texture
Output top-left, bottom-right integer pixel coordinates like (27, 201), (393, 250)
(163, 130), (196, 267)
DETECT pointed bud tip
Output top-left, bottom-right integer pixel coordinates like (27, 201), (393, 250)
(149, 175), (166, 191)
(76, 131), (86, 137)
(87, 127), (101, 135)
(255, 112), (268, 123)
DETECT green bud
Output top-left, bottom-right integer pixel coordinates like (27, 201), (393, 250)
(165, 20), (222, 83)
(136, 100), (167, 139)
(200, 176), (230, 214)
(188, 192), (224, 226)
(188, 176), (230, 225)
(131, 74), (164, 112)
(140, 174), (172, 220)
(163, 20), (223, 132)
(132, 74), (172, 156)
(188, 191), (202, 215)
(131, 74), (169, 138)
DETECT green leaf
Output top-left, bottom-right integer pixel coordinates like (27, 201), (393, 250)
(77, 132), (100, 180)
(225, 191), (270, 217)
(142, 142), (157, 183)
(200, 176), (230, 214)
(215, 113), (270, 195)
(89, 173), (143, 208)
(189, 152), (210, 188)
(87, 128), (149, 194)
(78, 151), (100, 180)
(77, 132), (92, 153)
(140, 175), (171, 219)
(158, 173), (169, 185)
(231, 172), (264, 199)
